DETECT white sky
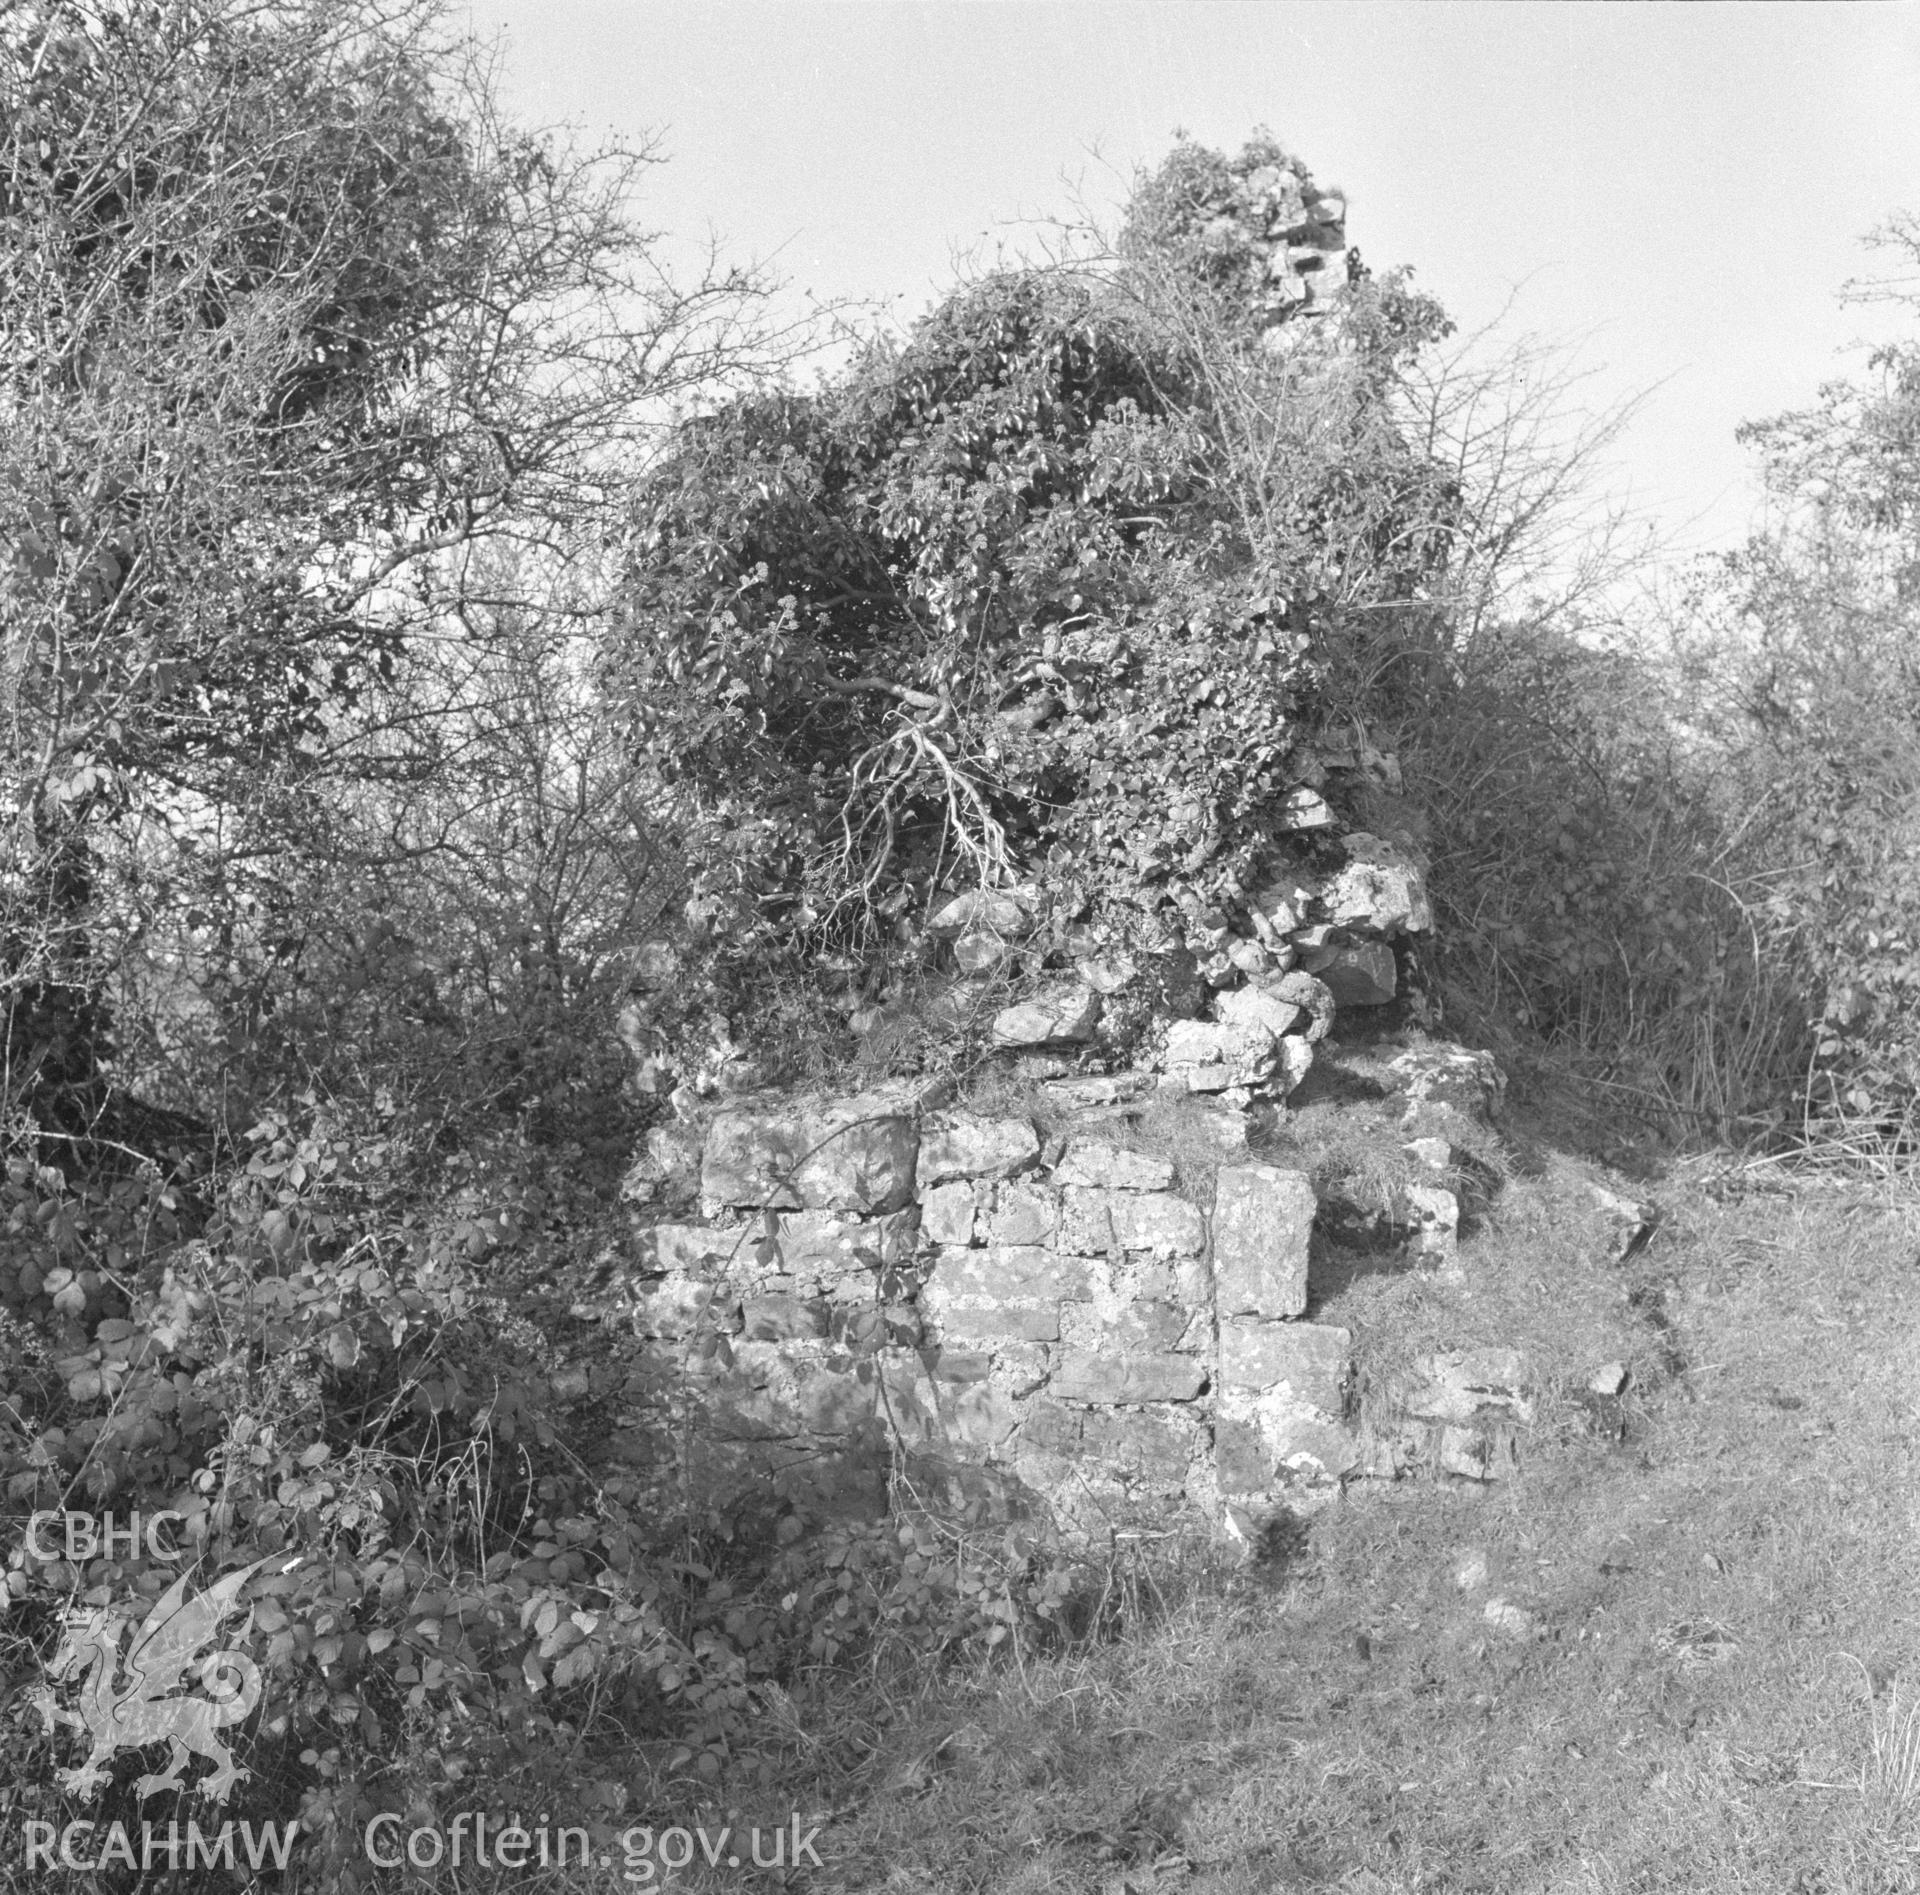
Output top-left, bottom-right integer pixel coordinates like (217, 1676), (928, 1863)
(461, 1), (1920, 569)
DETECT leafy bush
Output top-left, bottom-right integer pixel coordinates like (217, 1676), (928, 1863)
(1391, 620), (1810, 1144)
(0, 1098), (1132, 1889)
(604, 136), (1465, 1096)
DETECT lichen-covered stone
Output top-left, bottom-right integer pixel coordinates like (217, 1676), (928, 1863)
(1280, 787), (1335, 830)
(989, 985), (1100, 1047)
(1397, 1349), (1532, 1425)
(695, 1343), (876, 1441)
(1266, 971), (1335, 1042)
(924, 1245), (1087, 1347)
(702, 1096), (917, 1212)
(1385, 1044), (1506, 1125)
(1019, 1400), (1083, 1456)
(1050, 1354), (1208, 1403)
(1042, 1074), (1152, 1110)
(1065, 1299), (1190, 1353)
(1074, 952), (1139, 994)
(1214, 1417), (1272, 1496)
(1400, 1182), (1460, 1267)
(926, 1347), (993, 1385)
(920, 1181), (979, 1247)
(1162, 1013), (1309, 1095)
(1054, 1142), (1175, 1191)
(934, 1303), (1063, 1344)
(898, 1353), (1020, 1455)
(929, 889), (1034, 938)
(987, 1181), (1056, 1245)
(1163, 1018), (1270, 1085)
(933, 1245), (1092, 1304)
(1215, 985), (1304, 1040)
(1438, 1425), (1520, 1481)
(1266, 1412), (1360, 1481)
(792, 1360), (872, 1435)
(1323, 833), (1432, 935)
(1212, 1165), (1316, 1320)
(1081, 1410), (1195, 1483)
(770, 1210), (915, 1289)
(953, 931), (1013, 977)
(919, 1115), (1041, 1185)
(1217, 1321), (1350, 1408)
(1165, 1097), (1252, 1154)
(1582, 1178), (1656, 1260)
(1061, 1187), (1205, 1258)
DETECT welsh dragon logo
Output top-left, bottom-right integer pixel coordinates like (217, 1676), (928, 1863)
(30, 1557), (270, 1803)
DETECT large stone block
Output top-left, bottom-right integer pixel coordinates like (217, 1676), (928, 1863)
(919, 1116), (1041, 1185)
(1266, 1412), (1361, 1481)
(1162, 1015), (1308, 1094)
(1280, 787), (1335, 830)
(1323, 834), (1432, 936)
(1215, 985), (1304, 1040)
(925, 1347), (994, 1385)
(1019, 1400), (1083, 1456)
(1212, 1165), (1316, 1320)
(924, 1245), (1089, 1349)
(1217, 1321), (1350, 1409)
(929, 889), (1035, 938)
(1042, 1074), (1152, 1111)
(989, 985), (1100, 1047)
(1061, 1188), (1205, 1258)
(920, 1181), (978, 1247)
(703, 1097), (917, 1213)
(1067, 1299), (1190, 1353)
(740, 1295), (830, 1341)
(1385, 1044), (1506, 1125)
(770, 1209), (915, 1289)
(1054, 1142), (1175, 1192)
(928, 1303), (1062, 1344)
(1311, 942), (1397, 1007)
(890, 1347), (1018, 1456)
(1050, 1354), (1208, 1404)
(932, 1245), (1092, 1303)
(1399, 1182), (1460, 1267)
(1216, 1412), (1358, 1491)
(1081, 1411), (1195, 1484)
(987, 1181), (1056, 1245)
(634, 1224), (736, 1274)
(938, 1378), (1019, 1454)
(1215, 1417), (1272, 1496)
(875, 1352), (946, 1451)
(623, 1120), (704, 1205)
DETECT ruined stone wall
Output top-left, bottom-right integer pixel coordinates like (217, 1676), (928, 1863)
(612, 1039), (1523, 1543)
(610, 817), (1554, 1542)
